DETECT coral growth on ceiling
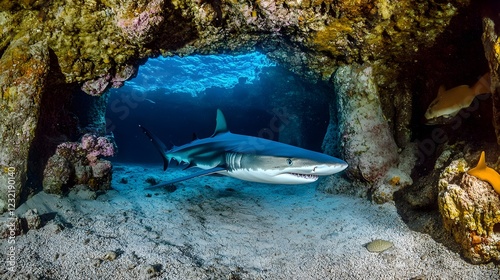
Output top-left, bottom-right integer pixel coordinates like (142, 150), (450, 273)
(0, 0), (470, 84)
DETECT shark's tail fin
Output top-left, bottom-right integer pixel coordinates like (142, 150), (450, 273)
(139, 125), (170, 171)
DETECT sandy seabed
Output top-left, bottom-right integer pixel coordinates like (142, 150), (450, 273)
(1, 162), (499, 280)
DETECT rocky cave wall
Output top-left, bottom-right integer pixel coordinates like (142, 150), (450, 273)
(1, 0), (499, 214)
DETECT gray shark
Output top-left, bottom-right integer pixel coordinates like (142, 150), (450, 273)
(140, 109), (348, 189)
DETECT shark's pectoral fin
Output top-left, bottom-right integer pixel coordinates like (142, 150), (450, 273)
(145, 167), (227, 189)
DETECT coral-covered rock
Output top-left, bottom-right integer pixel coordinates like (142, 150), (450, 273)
(438, 158), (500, 263)
(81, 74), (112, 96)
(329, 64), (419, 203)
(482, 18), (500, 145)
(43, 134), (115, 194)
(111, 64), (138, 88)
(334, 64), (399, 183)
(0, 0), (469, 86)
(74, 162), (92, 185)
(0, 216), (22, 239)
(23, 209), (41, 230)
(88, 160), (113, 191)
(82, 134), (115, 164)
(0, 36), (49, 212)
(116, 0), (164, 44)
(43, 154), (73, 195)
(370, 143), (416, 204)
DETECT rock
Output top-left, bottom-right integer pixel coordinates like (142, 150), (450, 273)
(111, 64), (137, 88)
(322, 64), (418, 202)
(116, 0), (164, 44)
(372, 167), (412, 204)
(438, 158), (500, 263)
(400, 144), (464, 209)
(334, 64), (399, 183)
(42, 154), (73, 195)
(365, 239), (394, 253)
(0, 36), (49, 213)
(119, 177), (129, 184)
(81, 74), (112, 96)
(0, 216), (22, 239)
(23, 208), (41, 230)
(142, 264), (161, 278)
(402, 169), (441, 209)
(81, 134), (115, 164)
(145, 176), (160, 186)
(372, 144), (416, 204)
(43, 135), (114, 195)
(482, 18), (500, 145)
(91, 160), (112, 178)
(74, 163), (92, 184)
(88, 160), (112, 191)
(102, 250), (118, 261)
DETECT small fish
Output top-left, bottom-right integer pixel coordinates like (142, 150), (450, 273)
(424, 73), (491, 124)
(145, 98), (156, 104)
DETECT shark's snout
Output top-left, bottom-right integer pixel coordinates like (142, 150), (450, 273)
(312, 161), (348, 175)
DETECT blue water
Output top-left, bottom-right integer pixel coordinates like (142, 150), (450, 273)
(127, 52), (276, 97)
(105, 52), (330, 164)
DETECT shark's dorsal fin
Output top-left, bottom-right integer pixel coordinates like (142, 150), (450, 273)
(212, 109), (229, 136)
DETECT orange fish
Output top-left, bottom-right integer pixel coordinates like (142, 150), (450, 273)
(425, 73), (491, 123)
(468, 151), (500, 194)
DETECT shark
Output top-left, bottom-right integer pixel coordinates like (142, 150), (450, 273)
(424, 73), (491, 124)
(139, 109), (348, 189)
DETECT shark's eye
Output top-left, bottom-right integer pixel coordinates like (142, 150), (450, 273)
(286, 158), (293, 166)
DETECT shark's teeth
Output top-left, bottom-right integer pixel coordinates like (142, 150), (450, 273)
(289, 173), (318, 180)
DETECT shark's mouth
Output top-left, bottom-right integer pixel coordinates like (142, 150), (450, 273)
(288, 173), (319, 181)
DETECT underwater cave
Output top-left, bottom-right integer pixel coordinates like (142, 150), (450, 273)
(105, 52), (332, 164)
(1, 0), (500, 278)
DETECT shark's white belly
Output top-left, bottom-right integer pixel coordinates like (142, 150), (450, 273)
(226, 168), (318, 184)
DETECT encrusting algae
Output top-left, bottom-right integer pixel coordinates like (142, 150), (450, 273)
(467, 151), (500, 194)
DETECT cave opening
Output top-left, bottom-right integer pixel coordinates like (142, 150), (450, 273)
(104, 52), (332, 164)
